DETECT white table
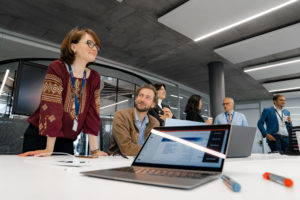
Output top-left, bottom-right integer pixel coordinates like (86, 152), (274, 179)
(0, 154), (299, 200)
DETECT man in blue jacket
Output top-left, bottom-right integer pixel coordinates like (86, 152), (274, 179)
(257, 94), (292, 153)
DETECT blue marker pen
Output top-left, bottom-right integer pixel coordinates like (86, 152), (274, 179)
(221, 174), (241, 192)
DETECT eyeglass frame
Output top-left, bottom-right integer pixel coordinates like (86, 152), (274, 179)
(76, 40), (100, 51)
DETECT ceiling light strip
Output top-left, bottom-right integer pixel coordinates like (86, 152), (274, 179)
(244, 57), (300, 73)
(269, 86), (300, 93)
(194, 0), (298, 42)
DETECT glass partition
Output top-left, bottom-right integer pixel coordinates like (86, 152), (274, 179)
(0, 59), (210, 155)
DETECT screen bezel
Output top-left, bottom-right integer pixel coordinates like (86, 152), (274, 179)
(132, 124), (231, 172)
(12, 61), (48, 116)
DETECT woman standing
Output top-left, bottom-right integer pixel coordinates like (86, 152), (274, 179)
(20, 27), (107, 157)
(185, 95), (212, 124)
(149, 83), (175, 126)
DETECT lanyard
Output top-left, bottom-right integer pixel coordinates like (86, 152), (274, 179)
(225, 112), (234, 124)
(68, 64), (86, 118)
(275, 109), (284, 122)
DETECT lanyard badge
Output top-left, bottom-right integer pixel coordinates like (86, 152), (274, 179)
(68, 64), (86, 131)
(226, 112), (234, 124)
(275, 110), (286, 126)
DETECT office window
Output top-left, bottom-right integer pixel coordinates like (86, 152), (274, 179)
(0, 62), (18, 118)
(116, 79), (135, 110)
(163, 83), (179, 118)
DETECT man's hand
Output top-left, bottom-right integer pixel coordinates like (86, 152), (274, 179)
(286, 116), (291, 123)
(266, 134), (276, 141)
(162, 107), (173, 118)
(206, 118), (213, 125)
(159, 114), (167, 122)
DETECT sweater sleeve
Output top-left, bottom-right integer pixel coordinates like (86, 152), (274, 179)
(38, 63), (64, 137)
(82, 72), (101, 136)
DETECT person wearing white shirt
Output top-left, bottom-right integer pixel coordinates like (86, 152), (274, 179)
(257, 94), (292, 153)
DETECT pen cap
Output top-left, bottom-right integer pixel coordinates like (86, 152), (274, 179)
(221, 175), (241, 192)
(232, 182), (241, 192)
(284, 179), (293, 187)
(263, 172), (271, 180)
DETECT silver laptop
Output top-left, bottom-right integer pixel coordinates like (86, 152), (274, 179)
(226, 125), (256, 158)
(81, 125), (231, 190)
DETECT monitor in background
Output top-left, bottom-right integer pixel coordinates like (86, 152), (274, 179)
(12, 61), (47, 116)
(286, 126), (300, 155)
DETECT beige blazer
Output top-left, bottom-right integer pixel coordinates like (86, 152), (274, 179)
(108, 108), (159, 156)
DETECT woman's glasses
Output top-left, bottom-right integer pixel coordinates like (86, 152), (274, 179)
(77, 40), (100, 51)
(86, 40), (100, 51)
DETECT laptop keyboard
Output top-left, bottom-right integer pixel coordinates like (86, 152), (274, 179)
(112, 167), (205, 179)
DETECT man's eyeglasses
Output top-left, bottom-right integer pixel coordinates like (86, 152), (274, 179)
(222, 103), (231, 106)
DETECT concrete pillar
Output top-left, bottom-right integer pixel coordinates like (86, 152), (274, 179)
(208, 61), (225, 118)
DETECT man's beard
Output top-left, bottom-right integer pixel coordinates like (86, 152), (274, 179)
(135, 102), (150, 112)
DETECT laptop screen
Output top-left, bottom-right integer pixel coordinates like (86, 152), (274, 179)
(133, 125), (231, 172)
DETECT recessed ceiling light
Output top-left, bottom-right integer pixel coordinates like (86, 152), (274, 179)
(194, 0), (298, 42)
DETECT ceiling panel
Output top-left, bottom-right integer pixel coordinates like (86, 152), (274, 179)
(262, 78), (300, 92)
(244, 57), (300, 80)
(158, 0), (291, 40)
(215, 22), (300, 64)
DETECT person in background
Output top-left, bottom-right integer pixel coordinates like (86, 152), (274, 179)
(214, 97), (248, 126)
(108, 84), (160, 156)
(185, 95), (213, 124)
(20, 27), (107, 157)
(149, 83), (175, 126)
(257, 94), (292, 153)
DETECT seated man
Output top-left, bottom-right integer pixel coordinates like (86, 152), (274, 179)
(214, 97), (248, 126)
(108, 84), (160, 156)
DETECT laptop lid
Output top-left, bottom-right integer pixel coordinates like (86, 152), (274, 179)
(132, 125), (231, 172)
(226, 126), (256, 158)
(165, 118), (205, 126)
(287, 126), (300, 154)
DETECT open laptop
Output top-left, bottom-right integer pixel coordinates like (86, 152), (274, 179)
(81, 125), (231, 189)
(226, 126), (256, 158)
(165, 119), (256, 158)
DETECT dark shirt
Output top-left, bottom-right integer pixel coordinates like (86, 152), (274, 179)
(186, 110), (205, 123)
(149, 104), (176, 126)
